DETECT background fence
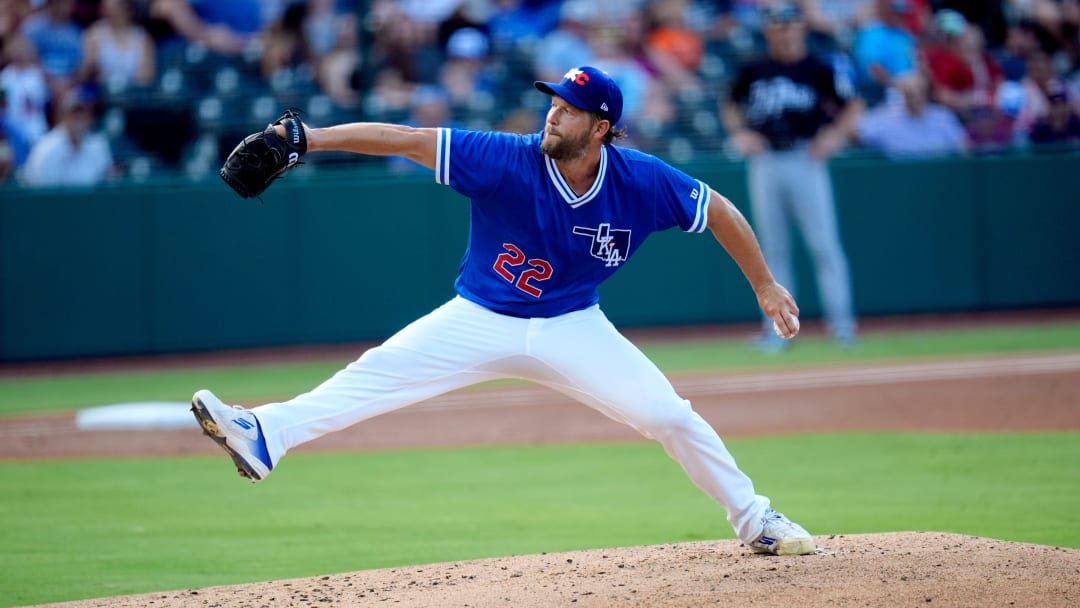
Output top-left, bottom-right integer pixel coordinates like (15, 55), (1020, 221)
(2, 151), (1078, 361)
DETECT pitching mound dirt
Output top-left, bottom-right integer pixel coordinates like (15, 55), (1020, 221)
(30, 532), (1079, 608)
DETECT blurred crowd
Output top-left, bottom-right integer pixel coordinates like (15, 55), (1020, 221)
(1, 0), (1078, 187)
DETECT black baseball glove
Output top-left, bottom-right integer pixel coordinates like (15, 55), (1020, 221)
(220, 109), (308, 199)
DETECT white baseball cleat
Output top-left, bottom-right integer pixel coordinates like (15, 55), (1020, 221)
(191, 389), (273, 481)
(749, 508), (817, 555)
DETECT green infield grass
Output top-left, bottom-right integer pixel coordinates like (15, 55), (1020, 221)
(1, 433), (1078, 607)
(2, 320), (1079, 417)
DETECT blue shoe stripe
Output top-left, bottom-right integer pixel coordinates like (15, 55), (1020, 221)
(251, 417), (273, 470)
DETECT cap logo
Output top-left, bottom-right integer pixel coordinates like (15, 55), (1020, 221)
(600, 103), (608, 111)
(564, 68), (589, 86)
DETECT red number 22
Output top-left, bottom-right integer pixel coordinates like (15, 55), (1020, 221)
(493, 243), (553, 298)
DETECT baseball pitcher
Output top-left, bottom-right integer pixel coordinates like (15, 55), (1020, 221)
(198, 65), (816, 555)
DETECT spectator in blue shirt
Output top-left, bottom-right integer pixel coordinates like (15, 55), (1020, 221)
(533, 0), (596, 84)
(19, 0), (83, 101)
(487, 0), (562, 54)
(150, 0), (265, 56)
(851, 0), (918, 105)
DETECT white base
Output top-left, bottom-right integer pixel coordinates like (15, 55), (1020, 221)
(75, 402), (196, 430)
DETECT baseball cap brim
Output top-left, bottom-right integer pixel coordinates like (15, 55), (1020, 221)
(535, 80), (599, 118)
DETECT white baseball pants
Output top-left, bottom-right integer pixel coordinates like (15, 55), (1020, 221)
(252, 296), (771, 544)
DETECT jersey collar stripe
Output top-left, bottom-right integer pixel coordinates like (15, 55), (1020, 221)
(688, 180), (709, 233)
(544, 146), (608, 208)
(435, 128), (450, 185)
(575, 147), (608, 209)
(545, 155), (574, 201)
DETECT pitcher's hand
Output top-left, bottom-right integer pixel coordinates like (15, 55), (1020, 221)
(755, 282), (800, 339)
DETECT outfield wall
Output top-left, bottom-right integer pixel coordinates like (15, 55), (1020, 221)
(2, 153), (1078, 361)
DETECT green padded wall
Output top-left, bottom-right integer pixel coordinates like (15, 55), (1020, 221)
(2, 153), (1077, 361)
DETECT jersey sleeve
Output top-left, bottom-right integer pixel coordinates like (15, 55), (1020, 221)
(650, 160), (711, 234)
(434, 128), (524, 199)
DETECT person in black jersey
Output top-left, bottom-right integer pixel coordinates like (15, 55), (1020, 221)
(721, 1), (863, 352)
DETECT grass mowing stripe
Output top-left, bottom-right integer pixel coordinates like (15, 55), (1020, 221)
(2, 321), (1079, 417)
(1, 433), (1077, 607)
(642, 321), (1080, 373)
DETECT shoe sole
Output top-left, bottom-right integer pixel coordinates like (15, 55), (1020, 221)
(775, 538), (817, 556)
(191, 395), (265, 481)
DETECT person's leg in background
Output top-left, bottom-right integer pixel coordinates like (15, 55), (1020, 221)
(747, 152), (796, 353)
(788, 152), (857, 347)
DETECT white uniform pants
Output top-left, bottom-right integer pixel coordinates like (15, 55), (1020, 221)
(253, 296), (770, 544)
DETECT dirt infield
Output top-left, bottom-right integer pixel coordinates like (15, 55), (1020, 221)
(7, 313), (1080, 608)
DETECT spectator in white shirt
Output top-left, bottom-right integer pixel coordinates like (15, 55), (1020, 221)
(21, 88), (114, 187)
(0, 34), (50, 167)
(856, 72), (969, 159)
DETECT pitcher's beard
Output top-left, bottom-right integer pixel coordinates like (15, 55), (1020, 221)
(541, 130), (590, 160)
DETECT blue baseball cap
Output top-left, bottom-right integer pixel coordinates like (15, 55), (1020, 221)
(534, 66), (623, 125)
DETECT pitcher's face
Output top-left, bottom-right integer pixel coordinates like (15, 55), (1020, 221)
(541, 96), (595, 160)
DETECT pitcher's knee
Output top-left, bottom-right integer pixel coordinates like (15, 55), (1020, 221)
(631, 400), (699, 439)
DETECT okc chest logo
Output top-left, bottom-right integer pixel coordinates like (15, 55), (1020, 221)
(573, 223), (630, 267)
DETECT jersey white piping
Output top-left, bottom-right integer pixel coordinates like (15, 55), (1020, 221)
(435, 128), (451, 185)
(435, 134), (705, 233)
(687, 180), (709, 233)
(544, 145), (608, 208)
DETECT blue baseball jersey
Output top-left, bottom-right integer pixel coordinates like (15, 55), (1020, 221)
(434, 128), (711, 318)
